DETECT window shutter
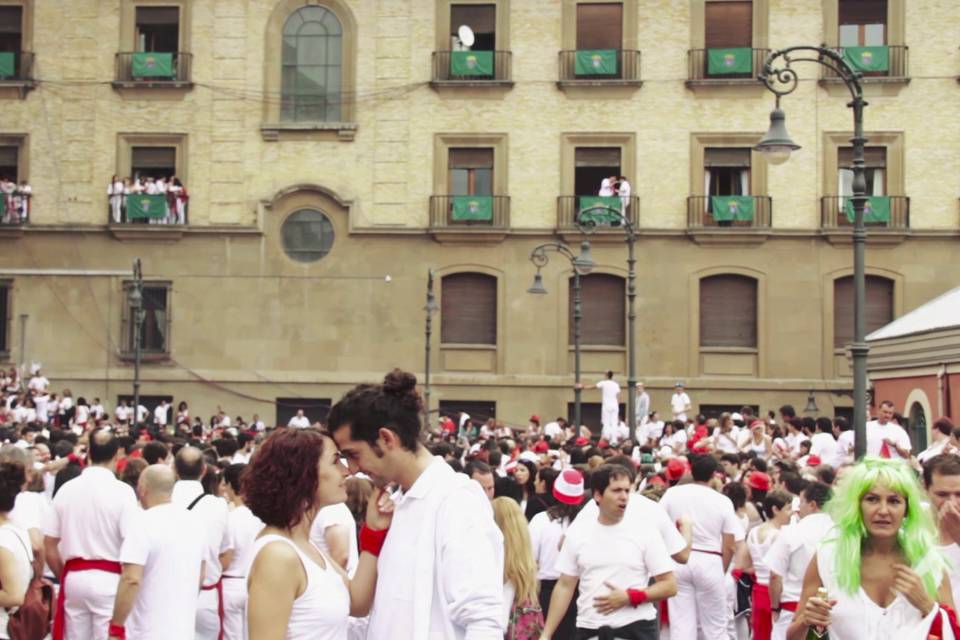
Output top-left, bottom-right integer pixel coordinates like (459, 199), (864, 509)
(450, 4), (496, 35)
(441, 273), (497, 345)
(705, 1), (753, 48)
(0, 147), (18, 167)
(575, 147), (622, 167)
(833, 276), (893, 349)
(699, 275), (757, 348)
(132, 147), (177, 169)
(449, 148), (494, 169)
(0, 7), (22, 35)
(135, 7), (180, 26)
(570, 274), (625, 346)
(576, 3), (623, 50)
(838, 146), (886, 169)
(704, 147), (752, 168)
(839, 0), (887, 25)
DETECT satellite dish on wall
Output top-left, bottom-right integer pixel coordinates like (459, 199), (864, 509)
(457, 25), (475, 49)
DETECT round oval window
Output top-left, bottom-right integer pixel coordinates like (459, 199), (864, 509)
(281, 209), (334, 262)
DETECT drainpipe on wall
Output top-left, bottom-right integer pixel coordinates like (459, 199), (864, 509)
(937, 364), (947, 419)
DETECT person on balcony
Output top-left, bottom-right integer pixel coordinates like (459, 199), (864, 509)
(0, 177), (15, 224)
(169, 177), (188, 225)
(13, 180), (30, 223)
(108, 175), (125, 224)
(617, 175), (631, 213)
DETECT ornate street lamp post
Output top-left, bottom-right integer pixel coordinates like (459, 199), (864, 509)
(756, 46), (868, 458)
(528, 240), (595, 432)
(128, 258), (145, 427)
(423, 269), (439, 429)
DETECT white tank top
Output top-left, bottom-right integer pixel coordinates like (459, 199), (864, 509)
(245, 534), (350, 640)
(747, 525), (778, 585)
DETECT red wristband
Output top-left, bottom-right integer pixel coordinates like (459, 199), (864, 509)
(359, 524), (389, 557)
(626, 588), (648, 607)
(108, 622), (126, 639)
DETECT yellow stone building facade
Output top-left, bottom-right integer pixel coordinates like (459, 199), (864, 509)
(1, 0), (959, 432)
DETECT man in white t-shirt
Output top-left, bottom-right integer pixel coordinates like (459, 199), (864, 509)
(27, 370), (48, 395)
(90, 398), (105, 422)
(287, 409), (311, 429)
(543, 419), (563, 442)
(660, 454), (745, 640)
(114, 401), (133, 425)
(309, 502), (359, 577)
(865, 400), (911, 459)
(543, 464), (677, 639)
(152, 400), (169, 429)
(808, 417), (838, 465)
(764, 481), (834, 640)
(670, 382), (691, 422)
(135, 404), (149, 425)
(923, 453), (960, 602)
(109, 465), (205, 640)
(919, 417), (955, 464)
(832, 417), (855, 467)
(587, 371), (621, 444)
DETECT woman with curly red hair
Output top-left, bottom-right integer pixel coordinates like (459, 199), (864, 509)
(242, 428), (391, 640)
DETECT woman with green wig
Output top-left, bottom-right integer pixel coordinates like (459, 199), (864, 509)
(787, 457), (957, 640)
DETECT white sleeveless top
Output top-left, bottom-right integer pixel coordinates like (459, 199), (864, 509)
(747, 525), (778, 585)
(816, 539), (942, 640)
(245, 534), (350, 640)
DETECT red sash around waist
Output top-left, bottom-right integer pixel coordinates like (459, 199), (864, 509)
(200, 577), (225, 640)
(53, 558), (122, 640)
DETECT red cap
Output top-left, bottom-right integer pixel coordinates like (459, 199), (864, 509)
(666, 459), (687, 481)
(575, 436), (589, 446)
(533, 440), (549, 453)
(648, 475), (666, 486)
(806, 455), (822, 467)
(598, 439), (610, 449)
(553, 469), (585, 505)
(747, 471), (772, 492)
(529, 414), (540, 424)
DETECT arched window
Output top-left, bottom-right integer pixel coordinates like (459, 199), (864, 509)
(908, 401), (927, 452)
(281, 6), (342, 122)
(570, 274), (625, 346)
(833, 275), (894, 349)
(699, 274), (757, 348)
(441, 273), (497, 345)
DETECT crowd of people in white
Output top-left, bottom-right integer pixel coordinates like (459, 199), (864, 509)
(0, 177), (31, 224)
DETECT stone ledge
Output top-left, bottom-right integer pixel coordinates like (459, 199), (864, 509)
(261, 122), (357, 142)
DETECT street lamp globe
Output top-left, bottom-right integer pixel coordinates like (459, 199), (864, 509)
(127, 284), (143, 309)
(527, 271), (547, 294)
(755, 107), (801, 165)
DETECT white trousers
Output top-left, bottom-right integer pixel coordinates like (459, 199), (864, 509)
(63, 570), (120, 640)
(109, 196), (123, 223)
(196, 587), (222, 640)
(601, 405), (619, 433)
(770, 609), (794, 640)
(667, 552), (730, 640)
(222, 577), (246, 640)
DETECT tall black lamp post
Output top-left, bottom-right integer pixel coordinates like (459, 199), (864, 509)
(128, 258), (145, 427)
(423, 269), (439, 428)
(756, 46), (868, 458)
(576, 205), (638, 434)
(528, 240), (595, 432)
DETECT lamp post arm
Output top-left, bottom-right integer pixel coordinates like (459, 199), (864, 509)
(759, 45), (864, 104)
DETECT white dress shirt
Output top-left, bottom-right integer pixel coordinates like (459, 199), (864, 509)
(366, 457), (504, 640)
(171, 480), (231, 586)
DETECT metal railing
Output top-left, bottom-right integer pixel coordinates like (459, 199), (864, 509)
(687, 195), (772, 228)
(429, 195), (510, 228)
(820, 195), (909, 229)
(432, 50), (512, 82)
(0, 192), (30, 225)
(557, 195), (639, 229)
(107, 193), (189, 225)
(0, 52), (34, 82)
(558, 49), (642, 82)
(114, 52), (192, 84)
(821, 45), (909, 80)
(687, 48), (770, 81)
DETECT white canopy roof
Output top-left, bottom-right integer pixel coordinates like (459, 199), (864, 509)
(867, 286), (960, 342)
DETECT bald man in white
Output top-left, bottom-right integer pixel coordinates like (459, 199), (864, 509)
(109, 465), (205, 640)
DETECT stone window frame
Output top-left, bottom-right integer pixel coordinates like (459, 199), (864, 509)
(559, 132), (635, 196)
(689, 132), (767, 197)
(821, 131), (905, 197)
(689, 0), (770, 50)
(821, 0), (905, 47)
(434, 0), (511, 52)
(434, 264), (506, 374)
(117, 133), (188, 184)
(261, 0), (358, 141)
(433, 133), (509, 197)
(0, 134), (28, 182)
(119, 0), (191, 53)
(120, 279), (173, 361)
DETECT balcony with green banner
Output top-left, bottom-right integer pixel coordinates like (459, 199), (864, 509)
(450, 50), (494, 77)
(577, 196), (623, 225)
(0, 53), (14, 79)
(574, 49), (618, 76)
(707, 48), (752, 76)
(132, 52), (174, 78)
(842, 46), (889, 73)
(126, 194), (169, 220)
(114, 52), (192, 88)
(451, 196), (494, 222)
(711, 196), (755, 222)
(844, 196), (891, 223)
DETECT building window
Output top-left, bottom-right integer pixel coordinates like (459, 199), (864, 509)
(0, 145), (19, 181)
(450, 4), (496, 50)
(449, 148), (493, 196)
(571, 274), (625, 346)
(276, 397), (331, 428)
(839, 0), (886, 46)
(705, 1), (752, 49)
(123, 282), (171, 356)
(135, 6), (179, 51)
(0, 282), (9, 354)
(838, 146), (886, 196)
(281, 209), (335, 263)
(441, 272), (497, 345)
(833, 275), (893, 349)
(131, 146), (176, 181)
(0, 6), (22, 54)
(705, 148), (750, 196)
(281, 6), (342, 123)
(907, 401), (927, 452)
(700, 274), (757, 348)
(575, 147), (620, 195)
(576, 2), (622, 50)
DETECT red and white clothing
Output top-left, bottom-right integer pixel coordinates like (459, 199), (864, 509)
(595, 379), (621, 441)
(119, 503), (205, 640)
(660, 483), (745, 640)
(43, 466), (139, 640)
(865, 420), (912, 460)
(809, 432), (838, 464)
(572, 492), (687, 559)
(222, 505), (263, 640)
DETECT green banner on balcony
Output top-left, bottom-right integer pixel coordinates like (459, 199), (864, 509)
(131, 52), (174, 78)
(574, 49), (617, 76)
(0, 52), (14, 78)
(844, 196), (891, 223)
(451, 196), (493, 221)
(578, 196), (622, 224)
(126, 194), (168, 220)
(842, 46), (889, 72)
(711, 196), (755, 221)
(707, 48), (752, 75)
(450, 50), (494, 76)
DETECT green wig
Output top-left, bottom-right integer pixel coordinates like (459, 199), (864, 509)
(825, 456), (946, 597)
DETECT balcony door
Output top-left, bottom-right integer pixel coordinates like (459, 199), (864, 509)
(0, 6), (22, 54)
(574, 147), (621, 196)
(839, 0), (886, 46)
(450, 4), (496, 50)
(576, 3), (622, 50)
(135, 7), (180, 52)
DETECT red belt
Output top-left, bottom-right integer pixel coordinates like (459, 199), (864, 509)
(53, 558), (122, 640)
(201, 577), (225, 640)
(781, 601), (798, 612)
